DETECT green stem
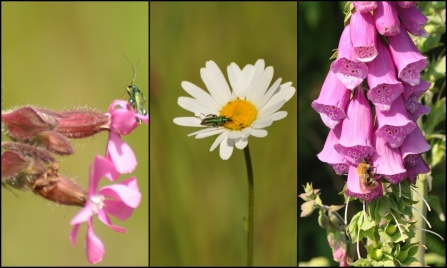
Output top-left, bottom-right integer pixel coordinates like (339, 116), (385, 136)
(244, 145), (254, 266)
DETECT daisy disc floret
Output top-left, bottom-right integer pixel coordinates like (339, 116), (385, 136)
(174, 59), (296, 160)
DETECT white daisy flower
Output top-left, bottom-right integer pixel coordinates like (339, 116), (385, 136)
(173, 59), (296, 160)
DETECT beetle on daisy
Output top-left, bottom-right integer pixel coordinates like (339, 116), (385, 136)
(173, 59), (295, 160)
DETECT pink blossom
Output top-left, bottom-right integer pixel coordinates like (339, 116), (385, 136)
(353, 2), (378, 13)
(366, 39), (403, 111)
(387, 24), (428, 86)
(395, 4), (428, 37)
(317, 124), (350, 175)
(70, 156), (141, 264)
(350, 11), (378, 62)
(375, 95), (416, 148)
(374, 1), (400, 36)
(334, 87), (375, 165)
(330, 24), (368, 90)
(311, 70), (350, 129)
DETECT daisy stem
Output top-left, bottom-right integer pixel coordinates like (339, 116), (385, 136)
(243, 145), (254, 266)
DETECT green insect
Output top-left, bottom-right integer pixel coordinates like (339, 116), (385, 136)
(200, 100), (241, 128)
(123, 56), (147, 124)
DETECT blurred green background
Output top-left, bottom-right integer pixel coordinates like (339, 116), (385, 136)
(150, 2), (297, 266)
(2, 2), (148, 266)
(298, 2), (446, 266)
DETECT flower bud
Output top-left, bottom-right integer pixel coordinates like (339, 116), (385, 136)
(31, 163), (87, 207)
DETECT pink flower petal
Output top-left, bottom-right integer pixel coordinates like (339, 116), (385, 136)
(366, 40), (403, 111)
(375, 95), (416, 148)
(311, 70), (350, 129)
(374, 1), (400, 36)
(350, 11), (377, 62)
(86, 220), (105, 264)
(106, 132), (137, 174)
(330, 25), (368, 90)
(387, 24), (428, 86)
(334, 87), (375, 164)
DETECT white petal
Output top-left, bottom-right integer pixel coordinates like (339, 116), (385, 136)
(258, 99), (287, 118)
(235, 138), (248, 149)
(256, 78), (282, 109)
(227, 63), (246, 98)
(181, 81), (219, 108)
(187, 127), (224, 137)
(210, 130), (228, 152)
(206, 60), (232, 104)
(250, 66), (273, 105)
(228, 130), (243, 139)
(219, 135), (234, 160)
(178, 96), (218, 115)
(241, 127), (252, 139)
(269, 111), (288, 121)
(245, 60), (265, 99)
(251, 128), (268, 138)
(195, 128), (226, 139)
(269, 86), (296, 105)
(251, 117), (273, 128)
(173, 117), (202, 127)
(200, 67), (225, 105)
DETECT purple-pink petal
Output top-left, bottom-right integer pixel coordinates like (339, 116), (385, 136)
(86, 221), (105, 264)
(353, 1), (378, 13)
(106, 132), (137, 174)
(334, 88), (375, 164)
(397, 2), (418, 8)
(366, 40), (403, 111)
(410, 104), (431, 120)
(99, 178), (141, 208)
(70, 205), (95, 225)
(400, 126), (431, 159)
(330, 24), (368, 90)
(317, 124), (350, 175)
(373, 135), (406, 184)
(345, 165), (383, 202)
(407, 156), (430, 183)
(311, 70), (350, 129)
(350, 11), (378, 62)
(374, 1), (400, 36)
(395, 4), (429, 37)
(375, 95), (416, 148)
(387, 24), (428, 86)
(97, 209), (127, 233)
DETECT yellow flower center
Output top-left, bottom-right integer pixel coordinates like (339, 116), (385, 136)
(220, 98), (257, 131)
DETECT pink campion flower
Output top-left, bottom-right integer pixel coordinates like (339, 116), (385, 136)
(397, 1), (418, 8)
(373, 1), (400, 36)
(334, 87), (375, 165)
(352, 1), (378, 13)
(375, 95), (416, 148)
(350, 11), (378, 62)
(317, 124), (350, 175)
(372, 132), (407, 184)
(346, 164), (383, 202)
(395, 4), (429, 37)
(311, 70), (350, 129)
(330, 24), (368, 90)
(70, 156), (141, 264)
(387, 24), (428, 86)
(366, 39), (404, 111)
(106, 100), (148, 174)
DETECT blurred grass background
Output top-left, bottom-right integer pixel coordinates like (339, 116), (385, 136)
(298, 2), (445, 266)
(1, 2), (148, 266)
(150, 2), (297, 266)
